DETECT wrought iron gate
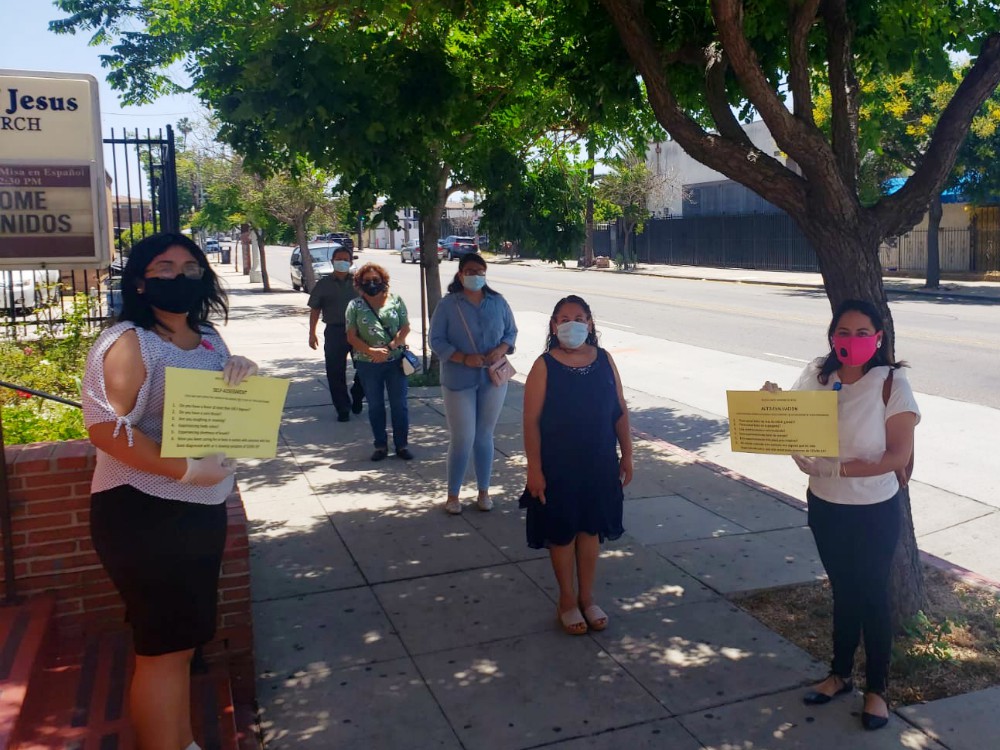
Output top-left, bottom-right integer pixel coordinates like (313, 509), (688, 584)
(1, 125), (179, 334)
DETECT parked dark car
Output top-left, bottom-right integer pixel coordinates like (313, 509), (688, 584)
(439, 235), (477, 261)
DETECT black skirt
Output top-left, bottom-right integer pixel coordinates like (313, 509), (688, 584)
(90, 485), (228, 656)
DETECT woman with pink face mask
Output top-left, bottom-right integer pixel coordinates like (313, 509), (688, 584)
(761, 299), (919, 732)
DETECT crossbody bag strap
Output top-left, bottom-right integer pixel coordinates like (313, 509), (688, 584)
(454, 303), (480, 355)
(362, 297), (398, 341)
(882, 368), (894, 406)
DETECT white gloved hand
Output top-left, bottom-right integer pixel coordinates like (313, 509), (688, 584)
(792, 455), (841, 479)
(180, 453), (237, 486)
(222, 355), (259, 386)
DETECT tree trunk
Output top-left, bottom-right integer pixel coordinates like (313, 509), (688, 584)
(584, 141), (596, 267)
(357, 213), (364, 255)
(798, 217), (925, 629)
(890, 484), (926, 631)
(241, 224), (252, 275)
(239, 223), (250, 272)
(925, 195), (942, 289)
(254, 227), (271, 292)
(622, 220), (636, 270)
(295, 219), (316, 292)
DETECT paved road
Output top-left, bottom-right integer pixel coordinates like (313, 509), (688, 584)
(256, 243), (1000, 407)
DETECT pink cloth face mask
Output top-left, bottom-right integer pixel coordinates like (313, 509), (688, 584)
(831, 334), (880, 367)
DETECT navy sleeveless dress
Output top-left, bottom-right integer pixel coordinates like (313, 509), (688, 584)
(525, 348), (625, 549)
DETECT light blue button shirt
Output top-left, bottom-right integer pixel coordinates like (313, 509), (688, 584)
(430, 291), (517, 390)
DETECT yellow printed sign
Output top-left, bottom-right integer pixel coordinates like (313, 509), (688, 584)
(727, 390), (839, 457)
(161, 367), (290, 458)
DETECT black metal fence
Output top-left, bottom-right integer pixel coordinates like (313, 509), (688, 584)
(594, 213), (996, 274)
(1, 126), (178, 337)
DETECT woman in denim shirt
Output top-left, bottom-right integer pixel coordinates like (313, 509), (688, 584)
(430, 254), (518, 514)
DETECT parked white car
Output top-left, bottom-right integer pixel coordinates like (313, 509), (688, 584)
(289, 243), (355, 291)
(400, 238), (444, 263)
(0, 269), (61, 311)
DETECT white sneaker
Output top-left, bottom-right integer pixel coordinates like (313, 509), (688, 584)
(476, 493), (493, 512)
(444, 497), (462, 515)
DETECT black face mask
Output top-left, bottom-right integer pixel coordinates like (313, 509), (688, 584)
(361, 279), (386, 296)
(143, 275), (206, 314)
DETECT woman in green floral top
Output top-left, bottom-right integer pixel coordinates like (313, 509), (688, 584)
(346, 262), (413, 460)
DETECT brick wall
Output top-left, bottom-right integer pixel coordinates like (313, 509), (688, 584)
(1, 439), (255, 704)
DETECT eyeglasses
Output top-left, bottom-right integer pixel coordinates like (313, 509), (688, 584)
(146, 262), (205, 280)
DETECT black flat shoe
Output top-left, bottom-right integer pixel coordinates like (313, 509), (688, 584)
(371, 447), (389, 461)
(337, 411), (350, 422)
(862, 693), (889, 731)
(395, 447), (413, 461)
(803, 676), (853, 705)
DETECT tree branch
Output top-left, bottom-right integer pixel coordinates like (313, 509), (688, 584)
(821, 0), (860, 192)
(599, 0), (808, 218)
(710, 0), (833, 177)
(703, 45), (754, 148)
(788, 0), (820, 124)
(874, 32), (1000, 236)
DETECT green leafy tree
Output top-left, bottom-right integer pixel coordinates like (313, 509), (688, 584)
(478, 139), (588, 262)
(50, 0), (635, 323)
(596, 147), (684, 269)
(826, 68), (1000, 288)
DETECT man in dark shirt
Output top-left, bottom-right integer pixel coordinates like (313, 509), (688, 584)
(308, 246), (364, 421)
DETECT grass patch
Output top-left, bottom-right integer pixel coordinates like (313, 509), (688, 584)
(735, 565), (1000, 705)
(407, 367), (441, 387)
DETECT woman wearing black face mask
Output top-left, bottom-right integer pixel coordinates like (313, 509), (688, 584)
(81, 233), (258, 750)
(346, 262), (413, 460)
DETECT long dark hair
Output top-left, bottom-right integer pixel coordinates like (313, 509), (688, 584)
(545, 295), (600, 351)
(447, 253), (498, 295)
(119, 232), (228, 332)
(817, 299), (902, 384)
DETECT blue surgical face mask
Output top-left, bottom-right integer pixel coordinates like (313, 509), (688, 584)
(462, 274), (486, 291)
(556, 321), (589, 348)
(333, 260), (351, 273)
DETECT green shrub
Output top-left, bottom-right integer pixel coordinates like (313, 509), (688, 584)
(1, 300), (97, 444)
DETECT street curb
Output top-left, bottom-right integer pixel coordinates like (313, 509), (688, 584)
(546, 262), (1000, 303)
(631, 427), (1000, 594)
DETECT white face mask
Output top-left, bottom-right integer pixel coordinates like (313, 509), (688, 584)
(556, 321), (589, 348)
(462, 274), (486, 291)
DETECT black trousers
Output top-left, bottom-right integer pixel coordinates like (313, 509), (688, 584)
(808, 490), (900, 694)
(324, 324), (364, 415)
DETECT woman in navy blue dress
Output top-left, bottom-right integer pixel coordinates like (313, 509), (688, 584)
(523, 295), (633, 635)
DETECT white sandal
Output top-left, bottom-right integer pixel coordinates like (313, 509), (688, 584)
(581, 604), (608, 631)
(476, 492), (493, 512)
(557, 607), (588, 635)
(444, 497), (462, 515)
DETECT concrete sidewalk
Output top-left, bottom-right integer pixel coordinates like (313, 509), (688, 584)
(214, 263), (994, 749)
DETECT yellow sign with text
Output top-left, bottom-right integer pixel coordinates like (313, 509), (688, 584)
(161, 367), (290, 458)
(727, 390), (838, 456)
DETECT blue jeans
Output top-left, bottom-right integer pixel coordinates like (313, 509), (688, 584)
(355, 360), (409, 450)
(442, 381), (508, 495)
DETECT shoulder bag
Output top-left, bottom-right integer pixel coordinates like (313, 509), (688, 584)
(455, 302), (515, 387)
(882, 368), (914, 487)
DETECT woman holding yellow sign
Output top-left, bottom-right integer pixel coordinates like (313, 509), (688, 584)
(763, 299), (919, 732)
(82, 233), (258, 750)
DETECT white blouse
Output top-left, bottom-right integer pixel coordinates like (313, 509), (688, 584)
(792, 358), (921, 505)
(82, 321), (234, 505)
